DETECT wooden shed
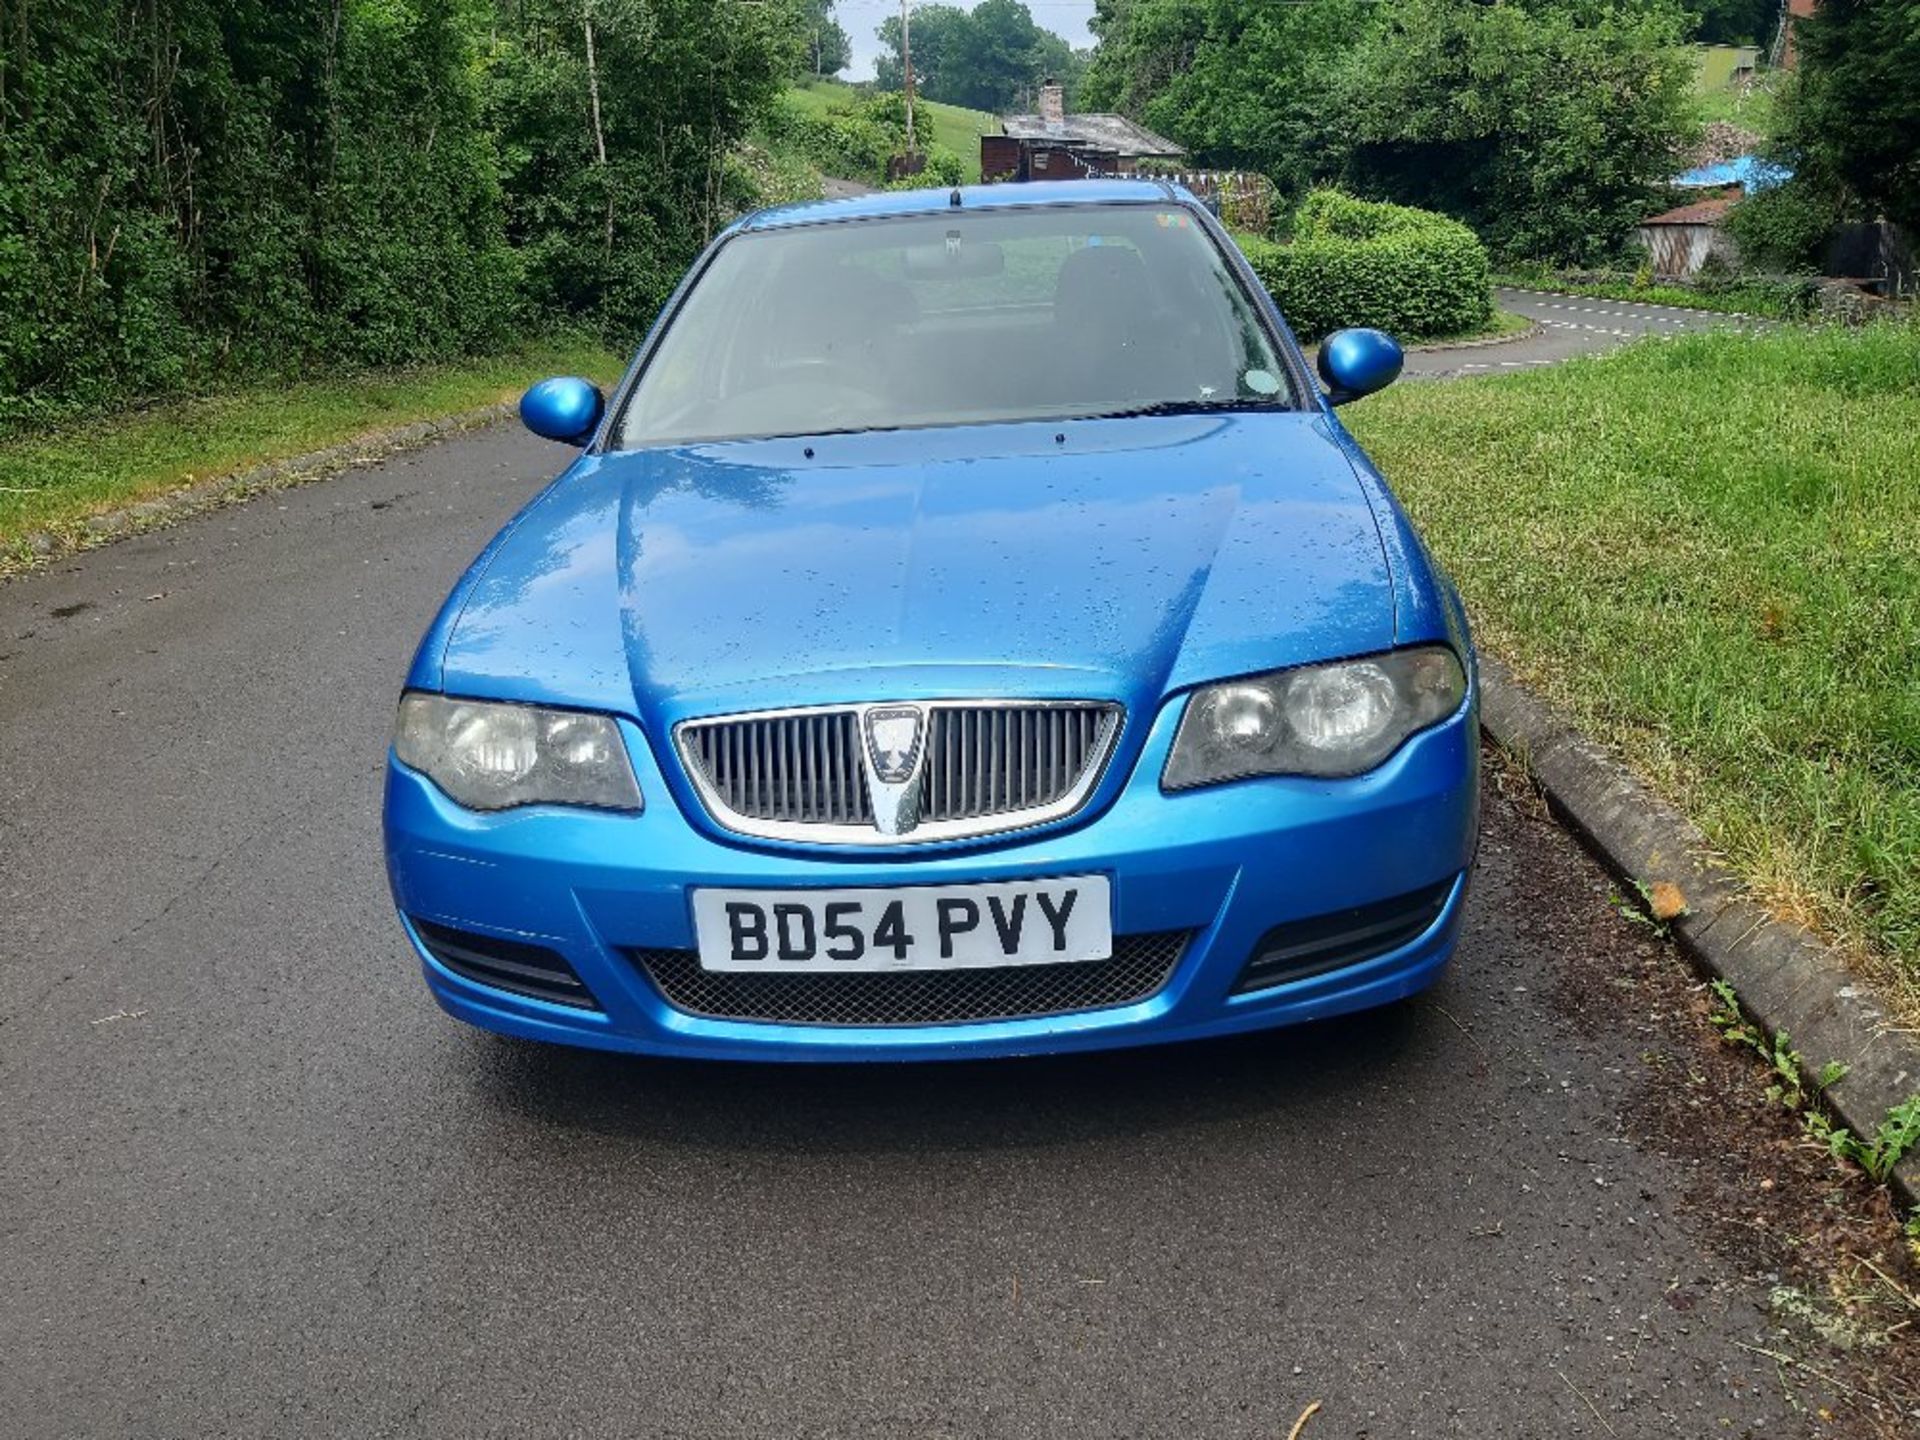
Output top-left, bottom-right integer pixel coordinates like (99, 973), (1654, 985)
(1635, 191), (1742, 278)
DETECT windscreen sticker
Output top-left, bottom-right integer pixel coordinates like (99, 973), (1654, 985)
(1243, 369), (1280, 395)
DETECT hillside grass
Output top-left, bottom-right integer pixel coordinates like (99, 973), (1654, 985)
(1346, 322), (1920, 1019)
(787, 79), (997, 182)
(1691, 44), (1782, 131)
(0, 339), (623, 565)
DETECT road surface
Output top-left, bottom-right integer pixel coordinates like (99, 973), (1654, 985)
(0, 422), (1903, 1437)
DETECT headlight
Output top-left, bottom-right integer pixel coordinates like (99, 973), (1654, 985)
(394, 693), (642, 812)
(1163, 646), (1466, 788)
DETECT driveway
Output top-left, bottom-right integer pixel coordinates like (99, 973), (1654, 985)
(0, 426), (1905, 1437)
(1403, 286), (1763, 378)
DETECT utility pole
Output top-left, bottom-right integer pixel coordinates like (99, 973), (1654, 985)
(901, 0), (916, 153)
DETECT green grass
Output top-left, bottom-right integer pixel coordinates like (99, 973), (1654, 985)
(1692, 45), (1781, 132)
(787, 79), (997, 182)
(0, 338), (622, 564)
(1346, 322), (1920, 1017)
(1416, 308), (1535, 345)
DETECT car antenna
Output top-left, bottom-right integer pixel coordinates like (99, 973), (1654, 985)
(949, 187), (962, 208)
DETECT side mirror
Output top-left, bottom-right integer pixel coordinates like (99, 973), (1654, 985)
(1317, 328), (1404, 406)
(519, 376), (605, 445)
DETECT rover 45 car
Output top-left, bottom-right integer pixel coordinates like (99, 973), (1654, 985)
(384, 180), (1479, 1061)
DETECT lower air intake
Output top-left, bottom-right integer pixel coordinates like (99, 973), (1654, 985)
(1233, 879), (1455, 994)
(412, 917), (600, 1010)
(630, 931), (1189, 1027)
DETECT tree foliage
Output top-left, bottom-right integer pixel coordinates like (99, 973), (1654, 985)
(795, 0), (850, 79)
(1776, 0), (1920, 236)
(485, 0), (799, 341)
(875, 0), (1084, 114)
(1690, 0), (1777, 47)
(0, 0), (800, 430)
(1083, 0), (1700, 265)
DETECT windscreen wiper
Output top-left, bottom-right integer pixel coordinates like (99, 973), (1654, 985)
(1080, 396), (1283, 421)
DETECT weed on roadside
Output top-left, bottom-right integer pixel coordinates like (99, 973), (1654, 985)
(1504, 772), (1920, 1435)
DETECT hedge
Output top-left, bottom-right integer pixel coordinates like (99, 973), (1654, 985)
(1238, 191), (1493, 342)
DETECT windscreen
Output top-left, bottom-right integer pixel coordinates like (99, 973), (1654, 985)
(612, 203), (1298, 448)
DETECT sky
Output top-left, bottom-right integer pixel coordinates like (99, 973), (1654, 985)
(834, 1), (1099, 83)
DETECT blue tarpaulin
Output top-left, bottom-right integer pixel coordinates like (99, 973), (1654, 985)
(1674, 155), (1792, 193)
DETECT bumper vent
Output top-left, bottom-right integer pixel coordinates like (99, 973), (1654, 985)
(412, 918), (600, 1010)
(1233, 880), (1455, 995)
(629, 931), (1189, 1027)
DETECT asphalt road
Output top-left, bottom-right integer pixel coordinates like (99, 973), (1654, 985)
(0, 423), (1871, 1438)
(1403, 286), (1761, 378)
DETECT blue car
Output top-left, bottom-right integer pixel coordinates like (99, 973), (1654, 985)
(384, 180), (1478, 1061)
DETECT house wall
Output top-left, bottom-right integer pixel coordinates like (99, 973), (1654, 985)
(980, 135), (1022, 182)
(1636, 222), (1740, 277)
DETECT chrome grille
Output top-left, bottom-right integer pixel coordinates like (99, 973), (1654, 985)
(681, 710), (872, 825)
(676, 701), (1122, 844)
(630, 931), (1190, 1026)
(920, 704), (1114, 822)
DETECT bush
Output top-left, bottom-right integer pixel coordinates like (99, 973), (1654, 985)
(1724, 179), (1845, 272)
(761, 91), (911, 186)
(884, 146), (966, 190)
(1238, 191), (1492, 342)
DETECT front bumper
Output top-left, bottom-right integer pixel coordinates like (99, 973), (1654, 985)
(383, 700), (1479, 1062)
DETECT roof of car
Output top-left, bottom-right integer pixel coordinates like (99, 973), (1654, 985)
(738, 179), (1186, 232)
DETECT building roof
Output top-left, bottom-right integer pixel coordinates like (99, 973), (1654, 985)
(740, 179), (1182, 231)
(997, 112), (1185, 159)
(1642, 191), (1742, 226)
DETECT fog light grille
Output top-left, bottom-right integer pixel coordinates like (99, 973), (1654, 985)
(412, 917), (600, 1010)
(1233, 880), (1454, 995)
(630, 931), (1189, 1027)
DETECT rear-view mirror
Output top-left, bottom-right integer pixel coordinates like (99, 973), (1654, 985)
(900, 234), (1006, 280)
(519, 376), (605, 445)
(1317, 328), (1404, 406)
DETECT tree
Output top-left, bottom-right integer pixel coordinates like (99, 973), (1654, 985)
(1779, 0), (1920, 235)
(1339, 0), (1700, 263)
(484, 0), (801, 338)
(875, 0), (1083, 114)
(1082, 0), (1371, 197)
(1689, 0), (1778, 46)
(875, 5), (968, 96)
(1080, 0), (1700, 265)
(795, 0), (850, 78)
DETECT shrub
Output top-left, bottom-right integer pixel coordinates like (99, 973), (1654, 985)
(1724, 179), (1846, 273)
(760, 91), (916, 187)
(884, 146), (966, 190)
(1238, 191), (1492, 342)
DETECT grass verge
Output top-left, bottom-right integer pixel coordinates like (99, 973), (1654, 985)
(1496, 269), (1811, 319)
(1346, 321), (1920, 1020)
(1412, 308), (1535, 346)
(0, 339), (622, 565)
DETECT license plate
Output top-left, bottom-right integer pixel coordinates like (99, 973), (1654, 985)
(692, 876), (1112, 973)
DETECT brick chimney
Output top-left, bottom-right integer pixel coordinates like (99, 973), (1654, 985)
(1038, 80), (1064, 127)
